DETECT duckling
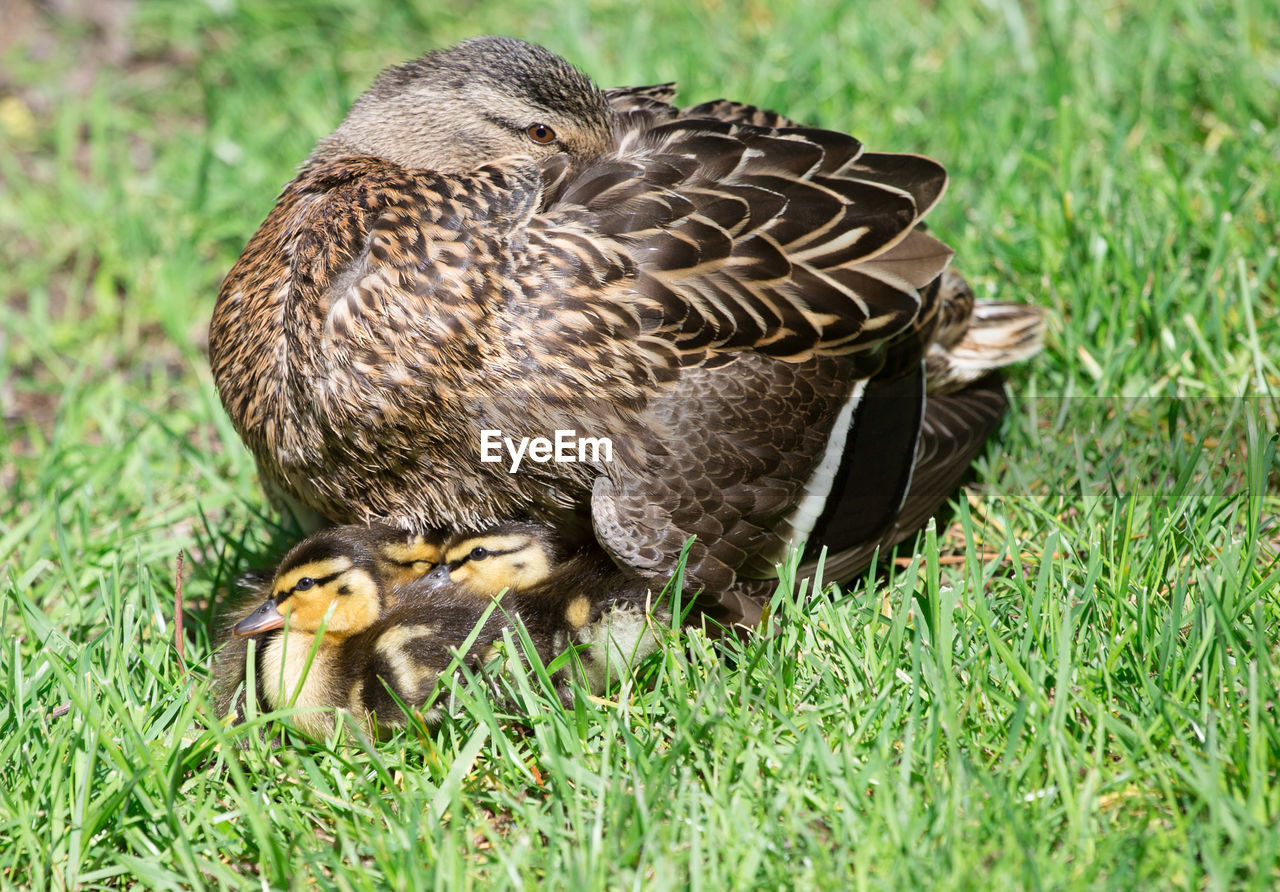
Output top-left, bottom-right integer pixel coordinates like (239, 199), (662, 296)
(209, 36), (1044, 630)
(213, 522), (663, 736)
(368, 526), (447, 591)
(427, 522), (565, 598)
(424, 522), (666, 690)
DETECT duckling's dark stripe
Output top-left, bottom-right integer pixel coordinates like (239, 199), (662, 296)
(450, 546), (524, 570)
(284, 571), (343, 597)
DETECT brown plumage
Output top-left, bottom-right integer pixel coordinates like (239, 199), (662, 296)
(209, 36), (1043, 629)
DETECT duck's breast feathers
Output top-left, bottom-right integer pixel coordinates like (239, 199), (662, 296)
(541, 110), (954, 365)
(208, 157), (404, 440)
(275, 153), (672, 401)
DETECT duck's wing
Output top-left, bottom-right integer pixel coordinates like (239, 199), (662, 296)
(796, 362), (926, 569)
(541, 116), (954, 364)
(677, 371), (1011, 631)
(590, 351), (857, 593)
(537, 112), (955, 597)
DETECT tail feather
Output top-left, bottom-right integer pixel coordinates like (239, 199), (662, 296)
(927, 300), (1045, 394)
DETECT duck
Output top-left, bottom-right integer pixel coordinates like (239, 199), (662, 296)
(212, 523), (443, 733)
(339, 521), (445, 590)
(208, 35), (1044, 630)
(425, 522), (570, 598)
(213, 521), (663, 736)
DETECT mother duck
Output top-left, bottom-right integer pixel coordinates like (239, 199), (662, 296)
(209, 36), (1043, 628)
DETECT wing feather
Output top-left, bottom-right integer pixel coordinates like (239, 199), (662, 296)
(538, 108), (948, 367)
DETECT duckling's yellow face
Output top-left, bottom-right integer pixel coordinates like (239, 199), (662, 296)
(233, 555), (382, 639)
(439, 531), (553, 597)
(376, 535), (443, 591)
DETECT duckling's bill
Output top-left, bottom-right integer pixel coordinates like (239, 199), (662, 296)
(233, 597), (286, 636)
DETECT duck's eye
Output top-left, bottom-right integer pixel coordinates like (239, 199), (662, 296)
(469, 547), (489, 562)
(294, 577), (316, 592)
(525, 123), (556, 145)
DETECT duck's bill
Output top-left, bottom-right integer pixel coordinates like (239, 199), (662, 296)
(232, 599), (286, 637)
(422, 563), (454, 590)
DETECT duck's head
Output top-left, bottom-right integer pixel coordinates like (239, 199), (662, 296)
(425, 522), (564, 597)
(313, 35), (615, 173)
(232, 525), (441, 638)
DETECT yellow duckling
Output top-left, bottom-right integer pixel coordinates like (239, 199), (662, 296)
(428, 522), (586, 597)
(212, 523), (443, 724)
(216, 526), (498, 738)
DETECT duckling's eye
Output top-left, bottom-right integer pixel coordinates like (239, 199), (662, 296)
(294, 577), (316, 591)
(469, 547), (489, 562)
(525, 123), (556, 145)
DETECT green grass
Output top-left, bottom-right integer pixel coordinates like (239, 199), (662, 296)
(2, 0), (1278, 887)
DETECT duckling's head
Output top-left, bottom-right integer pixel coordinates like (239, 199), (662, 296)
(314, 36), (615, 173)
(232, 526), (416, 638)
(426, 522), (564, 597)
(372, 529), (444, 590)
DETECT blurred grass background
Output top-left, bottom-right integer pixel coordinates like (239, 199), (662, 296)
(1, 0), (1278, 888)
